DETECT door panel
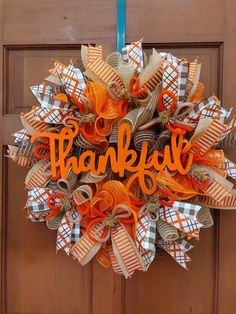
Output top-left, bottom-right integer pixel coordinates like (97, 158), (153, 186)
(1, 1), (236, 314)
(124, 43), (221, 314)
(6, 160), (92, 314)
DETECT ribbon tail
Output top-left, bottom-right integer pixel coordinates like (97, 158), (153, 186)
(224, 157), (236, 179)
(136, 210), (156, 269)
(110, 223), (146, 278)
(201, 168), (234, 205)
(56, 214), (73, 255)
(198, 192), (236, 209)
(71, 223), (103, 265)
(190, 118), (226, 156)
(158, 239), (192, 270)
(159, 206), (202, 237)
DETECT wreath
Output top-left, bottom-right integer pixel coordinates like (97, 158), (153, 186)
(8, 39), (236, 278)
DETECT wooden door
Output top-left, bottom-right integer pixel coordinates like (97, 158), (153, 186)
(1, 1), (236, 313)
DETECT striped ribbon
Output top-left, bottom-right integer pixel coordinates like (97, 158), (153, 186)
(190, 118), (226, 156)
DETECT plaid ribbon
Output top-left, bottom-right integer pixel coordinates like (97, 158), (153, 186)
(219, 107), (233, 123)
(26, 188), (53, 212)
(57, 213), (73, 255)
(159, 202), (202, 235)
(31, 83), (72, 110)
(225, 158), (236, 179)
(162, 55), (178, 108)
(39, 93), (71, 110)
(31, 83), (52, 102)
(27, 202), (49, 212)
(56, 209), (80, 255)
(157, 238), (193, 270)
(122, 39), (144, 74)
(219, 115), (236, 142)
(199, 103), (222, 120)
(186, 96), (220, 121)
(60, 64), (86, 102)
(172, 201), (202, 218)
(27, 210), (49, 222)
(136, 209), (156, 268)
(13, 129), (31, 143)
(71, 224), (80, 245)
(34, 107), (80, 124)
(178, 60), (189, 103)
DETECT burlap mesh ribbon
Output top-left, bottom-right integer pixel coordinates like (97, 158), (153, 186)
(119, 88), (158, 133)
(157, 220), (179, 241)
(197, 207), (214, 228)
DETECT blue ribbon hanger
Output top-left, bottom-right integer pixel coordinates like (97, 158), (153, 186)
(117, 0), (126, 53)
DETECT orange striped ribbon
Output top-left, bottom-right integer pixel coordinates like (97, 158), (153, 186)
(198, 193), (236, 209)
(25, 159), (51, 189)
(71, 222), (104, 265)
(86, 58), (125, 89)
(109, 224), (146, 278)
(188, 58), (199, 83)
(21, 108), (50, 133)
(49, 60), (66, 77)
(8, 144), (35, 168)
(7, 145), (18, 161)
(87, 45), (103, 63)
(72, 221), (145, 277)
(191, 119), (226, 156)
(143, 67), (163, 92)
(202, 177), (232, 205)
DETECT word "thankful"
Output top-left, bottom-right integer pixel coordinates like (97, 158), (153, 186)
(31, 120), (194, 195)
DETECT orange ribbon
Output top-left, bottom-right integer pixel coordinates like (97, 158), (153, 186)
(33, 143), (50, 159)
(157, 90), (194, 134)
(76, 181), (139, 238)
(46, 193), (67, 220)
(71, 204), (145, 278)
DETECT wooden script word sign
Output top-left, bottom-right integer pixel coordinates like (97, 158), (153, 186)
(31, 120), (194, 195)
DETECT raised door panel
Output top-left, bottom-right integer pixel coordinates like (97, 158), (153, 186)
(125, 1), (236, 313)
(3, 48), (91, 314)
(121, 44), (222, 314)
(1, 1), (117, 313)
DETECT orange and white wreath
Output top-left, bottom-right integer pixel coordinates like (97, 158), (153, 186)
(8, 39), (236, 278)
